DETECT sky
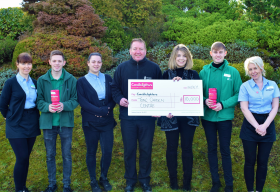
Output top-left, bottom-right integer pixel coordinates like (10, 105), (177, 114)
(0, 0), (23, 9)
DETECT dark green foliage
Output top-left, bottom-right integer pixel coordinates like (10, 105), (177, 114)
(90, 0), (165, 50)
(0, 8), (34, 40)
(162, 0), (242, 20)
(101, 18), (132, 52)
(0, 68), (16, 93)
(0, 38), (18, 64)
(242, 0), (280, 24)
(163, 15), (280, 51)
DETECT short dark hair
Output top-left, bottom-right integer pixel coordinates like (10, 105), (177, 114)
(50, 50), (65, 61)
(88, 52), (102, 61)
(211, 42), (226, 51)
(130, 38), (146, 50)
(17, 52), (32, 64)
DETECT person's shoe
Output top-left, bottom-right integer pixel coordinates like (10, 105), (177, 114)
(183, 182), (191, 191)
(210, 182), (221, 192)
(141, 183), (152, 192)
(170, 178), (178, 190)
(99, 177), (112, 191)
(23, 186), (30, 192)
(224, 186), (233, 192)
(44, 184), (57, 192)
(63, 186), (73, 192)
(124, 184), (135, 192)
(91, 181), (102, 192)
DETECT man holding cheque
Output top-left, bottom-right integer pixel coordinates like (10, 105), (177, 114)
(111, 38), (162, 192)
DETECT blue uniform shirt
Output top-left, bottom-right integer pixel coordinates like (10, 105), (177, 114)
(85, 72), (106, 100)
(16, 73), (37, 109)
(238, 77), (280, 114)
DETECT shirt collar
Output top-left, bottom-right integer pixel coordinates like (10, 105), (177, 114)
(88, 71), (104, 79)
(16, 73), (31, 82)
(249, 76), (268, 88)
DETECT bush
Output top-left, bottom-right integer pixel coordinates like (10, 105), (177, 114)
(0, 68), (16, 93)
(13, 0), (114, 78)
(13, 32), (114, 78)
(0, 38), (18, 64)
(0, 8), (33, 40)
(162, 14), (280, 51)
(101, 18), (132, 53)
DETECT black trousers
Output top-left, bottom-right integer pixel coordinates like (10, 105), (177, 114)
(201, 119), (233, 186)
(242, 139), (273, 192)
(165, 118), (196, 184)
(121, 119), (155, 185)
(8, 137), (36, 192)
(82, 125), (114, 181)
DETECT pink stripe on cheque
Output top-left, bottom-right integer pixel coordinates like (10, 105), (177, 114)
(131, 82), (153, 89)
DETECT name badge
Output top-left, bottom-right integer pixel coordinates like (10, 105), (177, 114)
(31, 85), (36, 89)
(266, 86), (274, 91)
(224, 74), (231, 77)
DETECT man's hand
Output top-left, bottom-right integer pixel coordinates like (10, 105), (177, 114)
(205, 99), (214, 108)
(212, 103), (223, 112)
(56, 102), (64, 113)
(120, 98), (129, 107)
(49, 104), (58, 113)
(166, 113), (173, 119)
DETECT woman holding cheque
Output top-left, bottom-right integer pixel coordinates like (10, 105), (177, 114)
(158, 44), (200, 191)
(238, 56), (279, 192)
(77, 52), (116, 192)
(0, 53), (40, 192)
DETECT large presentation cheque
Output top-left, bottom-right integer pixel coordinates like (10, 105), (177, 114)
(128, 80), (204, 116)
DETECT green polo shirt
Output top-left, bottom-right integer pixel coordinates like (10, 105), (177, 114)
(204, 63), (228, 122)
(49, 70), (64, 126)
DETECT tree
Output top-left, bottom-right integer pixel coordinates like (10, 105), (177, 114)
(242, 0), (280, 24)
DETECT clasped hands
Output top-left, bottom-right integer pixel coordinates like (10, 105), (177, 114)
(49, 102), (64, 113)
(205, 99), (222, 112)
(255, 124), (267, 136)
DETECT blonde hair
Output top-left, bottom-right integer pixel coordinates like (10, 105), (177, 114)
(168, 44), (193, 70)
(130, 38), (146, 50)
(244, 56), (266, 76)
(211, 41), (226, 51)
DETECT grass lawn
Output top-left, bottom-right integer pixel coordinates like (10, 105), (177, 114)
(0, 105), (280, 191)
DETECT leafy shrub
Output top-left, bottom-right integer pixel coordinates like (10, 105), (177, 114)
(163, 14), (280, 51)
(29, 1), (107, 37)
(13, 32), (114, 78)
(0, 38), (18, 64)
(147, 41), (177, 64)
(0, 69), (16, 93)
(101, 18), (132, 52)
(0, 8), (34, 40)
(13, 0), (114, 78)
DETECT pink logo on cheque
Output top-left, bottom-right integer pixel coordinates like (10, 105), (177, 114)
(131, 82), (153, 89)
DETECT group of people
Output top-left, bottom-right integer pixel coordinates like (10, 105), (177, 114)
(0, 38), (278, 192)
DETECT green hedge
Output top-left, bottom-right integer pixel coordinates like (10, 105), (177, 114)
(163, 14), (280, 51)
(0, 8), (34, 40)
(0, 38), (18, 64)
